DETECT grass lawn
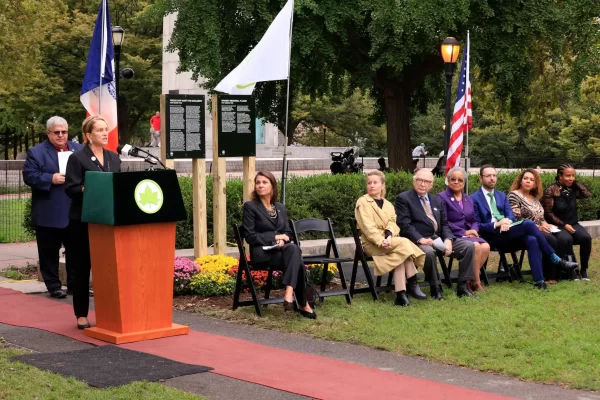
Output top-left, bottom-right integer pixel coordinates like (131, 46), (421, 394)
(190, 240), (600, 391)
(0, 345), (205, 399)
(0, 199), (34, 243)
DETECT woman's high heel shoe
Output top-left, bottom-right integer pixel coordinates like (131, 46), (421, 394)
(283, 300), (294, 311)
(299, 309), (317, 319)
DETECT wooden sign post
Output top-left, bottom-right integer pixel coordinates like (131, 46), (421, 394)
(212, 94), (227, 254)
(161, 94), (208, 258)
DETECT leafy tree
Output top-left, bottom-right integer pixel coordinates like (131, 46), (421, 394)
(165, 0), (600, 170)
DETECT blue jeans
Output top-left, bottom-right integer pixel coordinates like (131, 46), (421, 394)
(482, 220), (554, 281)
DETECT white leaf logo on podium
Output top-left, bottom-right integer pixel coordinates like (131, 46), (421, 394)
(134, 179), (164, 214)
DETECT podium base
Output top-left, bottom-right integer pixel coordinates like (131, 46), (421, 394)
(84, 323), (190, 344)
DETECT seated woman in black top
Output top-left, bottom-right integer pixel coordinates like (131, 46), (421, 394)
(65, 115), (121, 329)
(542, 164), (593, 280)
(242, 171), (316, 319)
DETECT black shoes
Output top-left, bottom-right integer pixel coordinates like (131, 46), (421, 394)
(283, 300), (294, 311)
(50, 289), (67, 299)
(534, 281), (548, 291)
(299, 310), (317, 319)
(580, 269), (590, 281)
(406, 276), (427, 300)
(429, 285), (444, 300)
(456, 282), (474, 298)
(557, 259), (578, 271)
(77, 322), (91, 330)
(394, 291), (411, 307)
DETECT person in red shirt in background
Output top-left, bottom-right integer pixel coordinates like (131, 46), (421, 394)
(149, 111), (161, 147)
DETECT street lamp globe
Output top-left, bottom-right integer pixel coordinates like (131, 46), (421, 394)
(441, 37), (460, 64)
(112, 26), (124, 47)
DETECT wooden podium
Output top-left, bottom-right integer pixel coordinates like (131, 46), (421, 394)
(81, 170), (189, 344)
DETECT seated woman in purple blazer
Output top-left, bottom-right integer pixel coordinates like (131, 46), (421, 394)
(439, 167), (490, 292)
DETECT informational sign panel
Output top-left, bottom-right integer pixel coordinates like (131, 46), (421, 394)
(165, 94), (206, 159)
(217, 95), (256, 157)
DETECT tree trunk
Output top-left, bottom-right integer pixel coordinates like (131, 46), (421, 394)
(383, 83), (413, 171)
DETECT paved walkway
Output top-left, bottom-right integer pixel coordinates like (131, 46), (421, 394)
(0, 241), (38, 270)
(0, 283), (599, 400)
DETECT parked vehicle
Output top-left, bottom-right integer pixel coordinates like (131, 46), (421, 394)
(330, 147), (364, 175)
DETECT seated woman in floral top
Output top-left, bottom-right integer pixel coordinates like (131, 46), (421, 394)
(542, 164), (592, 280)
(508, 168), (575, 282)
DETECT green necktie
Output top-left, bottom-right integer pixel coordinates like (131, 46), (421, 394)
(487, 192), (505, 221)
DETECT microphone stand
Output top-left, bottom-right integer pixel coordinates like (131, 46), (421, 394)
(135, 148), (168, 170)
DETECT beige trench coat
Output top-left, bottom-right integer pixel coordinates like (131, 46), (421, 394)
(355, 194), (425, 276)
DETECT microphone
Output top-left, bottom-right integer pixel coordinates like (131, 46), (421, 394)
(117, 144), (168, 170)
(117, 144), (142, 158)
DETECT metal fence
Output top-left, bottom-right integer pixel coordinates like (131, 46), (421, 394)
(0, 161), (32, 243)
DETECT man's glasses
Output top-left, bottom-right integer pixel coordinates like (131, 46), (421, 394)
(50, 130), (68, 136)
(415, 178), (433, 185)
(449, 178), (464, 183)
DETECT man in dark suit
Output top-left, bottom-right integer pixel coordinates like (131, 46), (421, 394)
(395, 170), (475, 299)
(470, 165), (578, 290)
(23, 116), (83, 298)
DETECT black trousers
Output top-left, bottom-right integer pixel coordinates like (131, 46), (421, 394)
(35, 226), (74, 292)
(68, 219), (91, 318)
(268, 243), (307, 307)
(553, 224), (592, 271)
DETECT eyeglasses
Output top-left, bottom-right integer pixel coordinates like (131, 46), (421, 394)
(481, 174), (497, 178)
(415, 178), (433, 185)
(449, 178), (464, 183)
(50, 130), (68, 135)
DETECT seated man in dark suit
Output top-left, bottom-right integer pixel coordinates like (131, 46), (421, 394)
(470, 165), (578, 290)
(22, 116), (83, 298)
(395, 170), (475, 299)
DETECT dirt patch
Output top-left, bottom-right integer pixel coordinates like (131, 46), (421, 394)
(0, 264), (38, 281)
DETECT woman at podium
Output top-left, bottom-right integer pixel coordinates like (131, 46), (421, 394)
(65, 116), (121, 330)
(242, 171), (316, 319)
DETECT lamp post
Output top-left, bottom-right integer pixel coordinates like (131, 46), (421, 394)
(112, 26), (124, 138)
(440, 37), (460, 172)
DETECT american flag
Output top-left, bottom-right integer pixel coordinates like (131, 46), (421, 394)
(445, 33), (471, 179)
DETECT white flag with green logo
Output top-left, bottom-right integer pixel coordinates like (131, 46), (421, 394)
(214, 0), (293, 95)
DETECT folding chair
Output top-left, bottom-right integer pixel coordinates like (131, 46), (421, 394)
(289, 218), (352, 305)
(348, 218), (453, 299)
(480, 247), (521, 285)
(231, 224), (291, 317)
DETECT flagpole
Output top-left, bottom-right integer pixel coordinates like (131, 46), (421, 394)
(280, 0), (294, 205)
(98, 0), (106, 115)
(465, 31), (470, 194)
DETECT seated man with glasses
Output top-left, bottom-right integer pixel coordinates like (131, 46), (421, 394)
(395, 170), (476, 299)
(23, 116), (83, 298)
(470, 165), (578, 290)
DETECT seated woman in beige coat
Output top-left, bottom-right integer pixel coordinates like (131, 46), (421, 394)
(355, 171), (426, 306)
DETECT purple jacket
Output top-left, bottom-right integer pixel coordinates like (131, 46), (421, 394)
(438, 187), (480, 237)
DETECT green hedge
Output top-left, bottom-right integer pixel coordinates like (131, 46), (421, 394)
(175, 171), (600, 249)
(20, 172), (600, 249)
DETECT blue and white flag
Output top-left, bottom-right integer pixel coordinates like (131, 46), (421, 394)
(80, 0), (118, 151)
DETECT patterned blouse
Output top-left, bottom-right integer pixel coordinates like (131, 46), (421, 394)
(542, 181), (591, 226)
(507, 191), (545, 226)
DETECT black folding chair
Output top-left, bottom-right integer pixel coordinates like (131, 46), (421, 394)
(348, 218), (452, 299)
(289, 218), (352, 305)
(480, 246), (522, 285)
(232, 223), (292, 317)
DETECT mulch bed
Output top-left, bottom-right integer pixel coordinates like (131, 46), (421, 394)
(172, 280), (356, 312)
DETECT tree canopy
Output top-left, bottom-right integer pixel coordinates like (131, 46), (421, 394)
(166, 0), (600, 169)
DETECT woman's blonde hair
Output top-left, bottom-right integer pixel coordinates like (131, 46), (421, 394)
(366, 170), (386, 198)
(82, 115), (108, 142)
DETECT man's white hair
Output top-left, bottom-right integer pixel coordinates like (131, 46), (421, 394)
(46, 116), (68, 131)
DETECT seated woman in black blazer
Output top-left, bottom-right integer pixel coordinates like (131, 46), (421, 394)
(65, 115), (121, 329)
(242, 171), (316, 319)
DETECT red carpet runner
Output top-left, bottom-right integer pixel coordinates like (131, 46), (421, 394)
(0, 288), (515, 400)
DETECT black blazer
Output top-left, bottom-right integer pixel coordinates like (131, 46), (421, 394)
(395, 189), (455, 244)
(242, 199), (293, 265)
(65, 146), (121, 221)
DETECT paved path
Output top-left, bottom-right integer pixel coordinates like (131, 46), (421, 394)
(0, 241), (37, 270)
(1, 287), (599, 400)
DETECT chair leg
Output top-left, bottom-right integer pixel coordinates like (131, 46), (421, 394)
(232, 264), (245, 310)
(264, 269), (273, 300)
(511, 252), (524, 281)
(376, 276), (382, 287)
(362, 259), (378, 300)
(320, 263), (328, 294)
(439, 256), (453, 288)
(499, 253), (514, 283)
(244, 263), (263, 317)
(336, 262), (352, 305)
(350, 255), (359, 297)
(481, 258), (490, 286)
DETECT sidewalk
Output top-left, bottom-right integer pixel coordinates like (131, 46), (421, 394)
(1, 287), (599, 400)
